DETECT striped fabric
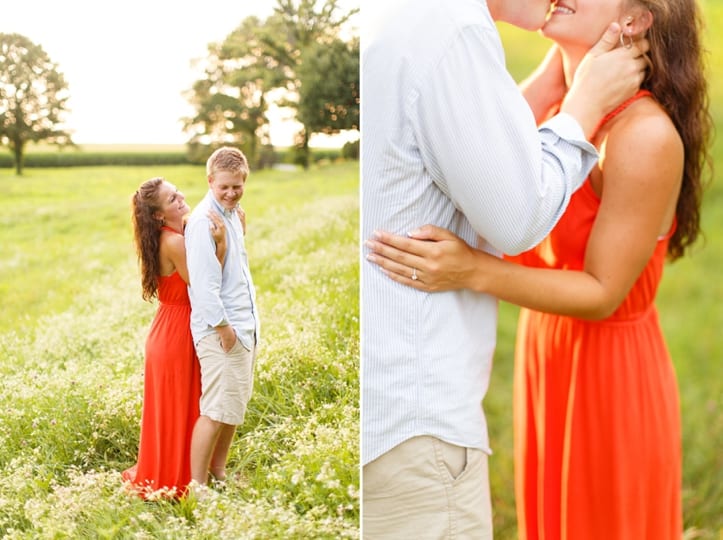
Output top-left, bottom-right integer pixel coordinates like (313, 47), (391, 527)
(361, 0), (598, 465)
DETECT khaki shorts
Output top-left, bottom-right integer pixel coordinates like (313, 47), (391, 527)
(363, 436), (492, 539)
(196, 334), (255, 425)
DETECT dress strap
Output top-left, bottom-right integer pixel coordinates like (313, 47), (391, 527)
(592, 89), (653, 137)
(161, 225), (183, 234)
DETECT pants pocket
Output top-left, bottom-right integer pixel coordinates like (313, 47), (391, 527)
(436, 439), (468, 481)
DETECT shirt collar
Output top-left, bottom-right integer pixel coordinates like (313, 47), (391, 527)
(209, 191), (236, 218)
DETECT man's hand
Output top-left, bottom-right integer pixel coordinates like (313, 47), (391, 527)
(561, 22), (651, 138)
(216, 324), (237, 352)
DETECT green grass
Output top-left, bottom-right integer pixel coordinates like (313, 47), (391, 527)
(489, 3), (723, 538)
(0, 161), (359, 538)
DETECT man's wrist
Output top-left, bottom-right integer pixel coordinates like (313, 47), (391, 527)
(559, 98), (601, 141)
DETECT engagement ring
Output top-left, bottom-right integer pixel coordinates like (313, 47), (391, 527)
(411, 268), (418, 281)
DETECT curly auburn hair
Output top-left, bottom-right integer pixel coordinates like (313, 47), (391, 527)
(636, 0), (713, 260)
(131, 177), (165, 301)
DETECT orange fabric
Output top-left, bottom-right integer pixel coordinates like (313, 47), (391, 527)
(122, 269), (201, 498)
(510, 91), (682, 539)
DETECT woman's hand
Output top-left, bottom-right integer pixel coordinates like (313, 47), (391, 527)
(208, 211), (227, 266)
(236, 206), (246, 235)
(365, 225), (488, 292)
(208, 211), (226, 243)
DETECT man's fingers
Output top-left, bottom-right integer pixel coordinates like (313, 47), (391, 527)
(633, 37), (650, 57)
(589, 22), (622, 57)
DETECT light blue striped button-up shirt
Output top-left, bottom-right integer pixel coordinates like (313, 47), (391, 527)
(186, 190), (258, 350)
(361, 0), (598, 464)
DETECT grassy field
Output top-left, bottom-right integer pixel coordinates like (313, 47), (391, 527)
(489, 3), (723, 538)
(0, 161), (359, 538)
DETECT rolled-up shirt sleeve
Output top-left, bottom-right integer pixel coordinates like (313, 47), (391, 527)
(413, 24), (598, 255)
(185, 215), (226, 327)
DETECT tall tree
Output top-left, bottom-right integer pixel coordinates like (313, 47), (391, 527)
(0, 33), (72, 175)
(267, 0), (359, 168)
(296, 36), (359, 143)
(184, 0), (359, 169)
(183, 16), (282, 167)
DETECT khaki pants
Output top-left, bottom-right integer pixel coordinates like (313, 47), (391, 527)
(362, 436), (493, 539)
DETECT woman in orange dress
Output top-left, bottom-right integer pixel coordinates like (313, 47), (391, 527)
(125, 177), (227, 498)
(364, 0), (712, 537)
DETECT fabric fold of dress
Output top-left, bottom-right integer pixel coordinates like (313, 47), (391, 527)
(122, 269), (201, 499)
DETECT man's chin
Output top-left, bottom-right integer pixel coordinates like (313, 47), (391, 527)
(214, 197), (238, 210)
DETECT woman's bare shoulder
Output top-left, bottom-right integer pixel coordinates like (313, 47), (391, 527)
(598, 96), (684, 210)
(607, 97), (682, 156)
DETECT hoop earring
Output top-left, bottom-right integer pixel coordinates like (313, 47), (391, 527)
(620, 32), (634, 49)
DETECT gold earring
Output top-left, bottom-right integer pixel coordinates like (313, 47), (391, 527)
(619, 31), (634, 49)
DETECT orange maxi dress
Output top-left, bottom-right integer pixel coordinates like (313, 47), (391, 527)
(510, 92), (682, 539)
(122, 264), (201, 498)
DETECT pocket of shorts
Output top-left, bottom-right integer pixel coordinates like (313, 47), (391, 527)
(221, 336), (242, 354)
(438, 441), (469, 482)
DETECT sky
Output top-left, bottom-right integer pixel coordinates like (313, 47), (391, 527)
(3, 0), (359, 147)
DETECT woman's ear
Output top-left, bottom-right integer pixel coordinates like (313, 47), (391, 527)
(623, 9), (654, 37)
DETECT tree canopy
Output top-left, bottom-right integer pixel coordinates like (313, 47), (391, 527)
(183, 0), (359, 169)
(0, 33), (73, 175)
(297, 36), (359, 136)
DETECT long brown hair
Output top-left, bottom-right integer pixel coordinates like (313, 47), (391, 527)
(637, 0), (713, 260)
(131, 177), (164, 301)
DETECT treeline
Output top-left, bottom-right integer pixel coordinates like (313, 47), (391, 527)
(0, 141), (358, 169)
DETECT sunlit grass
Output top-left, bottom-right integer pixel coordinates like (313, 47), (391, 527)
(0, 161), (359, 538)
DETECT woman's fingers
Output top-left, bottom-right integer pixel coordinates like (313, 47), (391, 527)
(365, 237), (426, 271)
(406, 224), (457, 242)
(207, 211), (227, 242)
(367, 251), (430, 290)
(371, 230), (423, 255)
(366, 249), (415, 277)
(372, 225), (451, 249)
(207, 211), (224, 227)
